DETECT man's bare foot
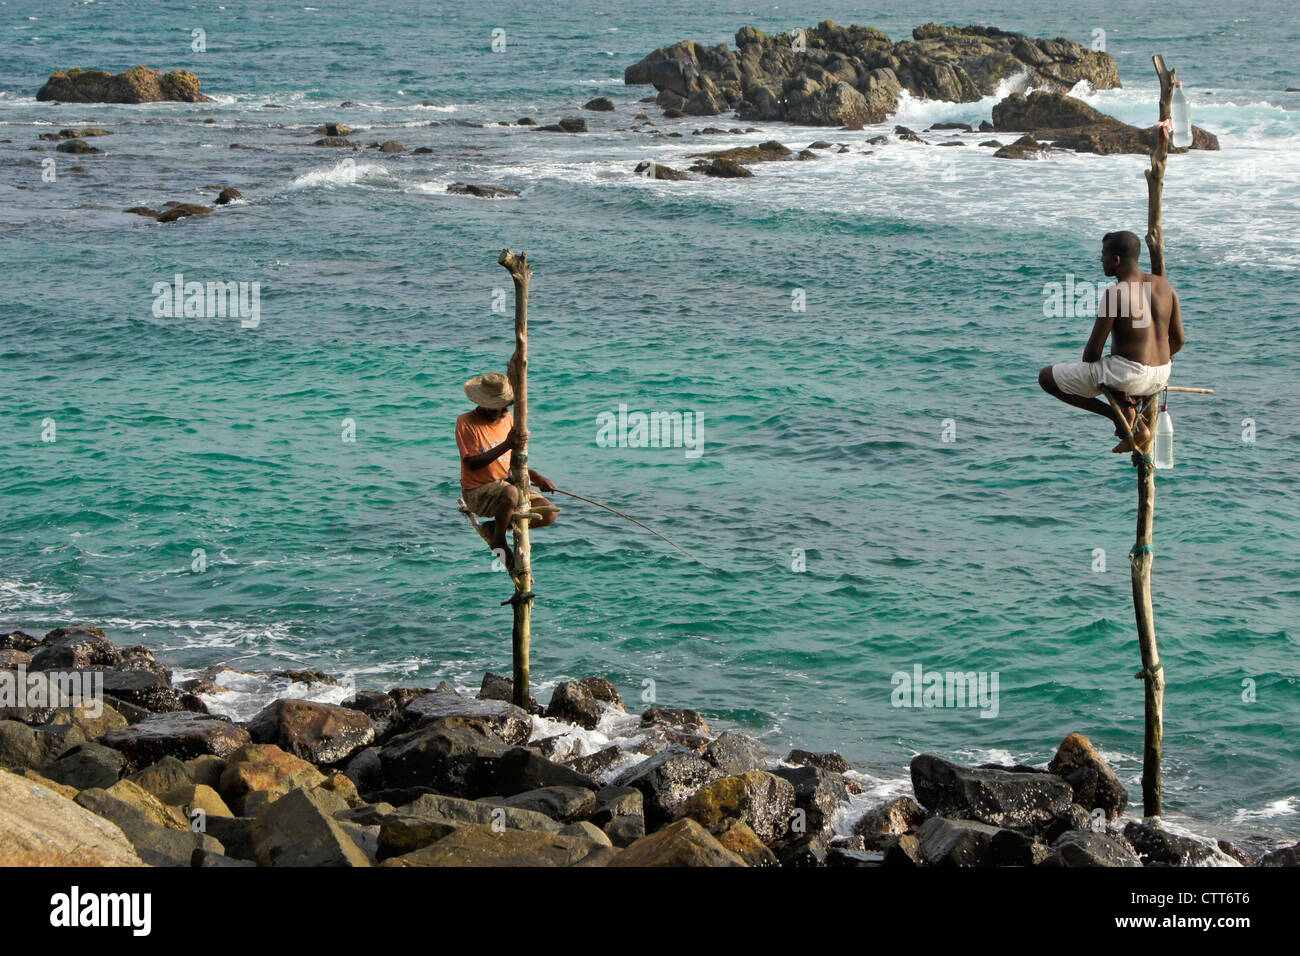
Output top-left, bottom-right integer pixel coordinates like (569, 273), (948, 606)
(1112, 418), (1152, 453)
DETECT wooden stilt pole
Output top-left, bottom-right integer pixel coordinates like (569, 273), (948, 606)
(1131, 54), (1177, 817)
(498, 249), (534, 709)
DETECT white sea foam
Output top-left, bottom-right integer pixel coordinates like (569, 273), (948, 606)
(290, 159), (391, 189)
(1232, 797), (1299, 823)
(0, 579), (73, 614)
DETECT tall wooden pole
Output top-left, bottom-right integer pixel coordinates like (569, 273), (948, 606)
(1133, 55), (1176, 817)
(499, 249), (534, 709)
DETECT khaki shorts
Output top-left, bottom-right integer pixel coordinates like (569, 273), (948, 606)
(463, 478), (537, 517)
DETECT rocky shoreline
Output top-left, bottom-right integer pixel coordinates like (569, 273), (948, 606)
(1, 625), (1295, 867)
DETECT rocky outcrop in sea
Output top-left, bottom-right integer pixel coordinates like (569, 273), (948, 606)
(2, 625), (1293, 867)
(36, 66), (213, 103)
(624, 21), (1120, 127)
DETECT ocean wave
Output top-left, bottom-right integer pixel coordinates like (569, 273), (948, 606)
(289, 158), (392, 189)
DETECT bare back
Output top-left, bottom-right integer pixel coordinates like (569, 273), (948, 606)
(1101, 273), (1176, 366)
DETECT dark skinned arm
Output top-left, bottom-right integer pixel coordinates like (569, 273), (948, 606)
(1168, 288), (1186, 357)
(463, 438), (512, 473)
(1083, 298), (1114, 363)
(529, 469), (555, 493)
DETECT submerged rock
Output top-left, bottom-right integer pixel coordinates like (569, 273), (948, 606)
(633, 161), (690, 180)
(446, 183), (521, 199)
(37, 66), (213, 103)
(584, 96), (615, 111)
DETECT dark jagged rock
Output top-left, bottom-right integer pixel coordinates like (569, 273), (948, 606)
(787, 749), (852, 773)
(910, 754), (1072, 830)
(101, 713), (250, 770)
(484, 747), (600, 798)
(56, 139), (101, 154)
(915, 815), (1006, 866)
(246, 698), (375, 766)
(539, 117), (588, 133)
(1122, 820), (1227, 866)
(479, 786), (597, 824)
(1, 631), (39, 652)
(1258, 842), (1300, 866)
(399, 687), (530, 743)
(676, 770), (796, 844)
(853, 795), (927, 849)
(215, 187), (243, 205)
(625, 21), (1118, 127)
(545, 677), (622, 729)
(696, 157), (752, 178)
(992, 90), (1219, 155)
(704, 731), (768, 775)
(378, 720), (507, 794)
(43, 742), (124, 790)
(590, 785), (643, 828)
(1041, 829), (1143, 867)
(584, 96), (615, 111)
(313, 136), (355, 147)
(37, 66), (213, 103)
(613, 747), (723, 829)
(771, 764), (849, 837)
(315, 123), (355, 136)
(29, 626), (121, 670)
(0, 719), (84, 771)
(633, 161), (690, 180)
(155, 204), (213, 223)
(882, 832), (923, 866)
(1047, 733), (1127, 820)
(78, 668), (179, 713)
(446, 183), (521, 199)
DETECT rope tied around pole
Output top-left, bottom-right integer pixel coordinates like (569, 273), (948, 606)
(1135, 661), (1164, 681)
(1129, 543), (1153, 561)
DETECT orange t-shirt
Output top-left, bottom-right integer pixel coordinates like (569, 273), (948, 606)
(456, 410), (513, 490)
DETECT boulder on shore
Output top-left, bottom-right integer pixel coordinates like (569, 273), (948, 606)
(910, 753), (1073, 830)
(1047, 733), (1127, 819)
(37, 66), (213, 103)
(624, 21), (1119, 127)
(0, 770), (145, 866)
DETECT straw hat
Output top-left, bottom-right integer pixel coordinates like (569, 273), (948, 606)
(464, 372), (514, 409)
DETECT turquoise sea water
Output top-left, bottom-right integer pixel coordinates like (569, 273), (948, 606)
(1, 0), (1297, 835)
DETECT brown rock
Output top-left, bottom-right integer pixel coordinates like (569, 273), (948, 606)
(0, 769), (144, 866)
(609, 817), (746, 866)
(37, 66), (213, 103)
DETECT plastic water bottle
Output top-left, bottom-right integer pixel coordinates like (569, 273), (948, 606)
(1154, 405), (1175, 469)
(1171, 82), (1192, 148)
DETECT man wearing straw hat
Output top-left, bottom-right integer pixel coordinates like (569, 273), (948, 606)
(456, 371), (558, 570)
